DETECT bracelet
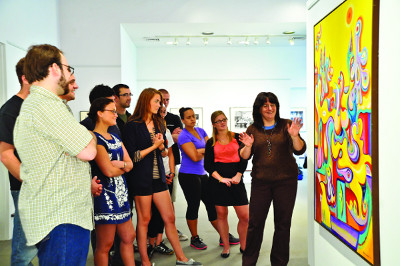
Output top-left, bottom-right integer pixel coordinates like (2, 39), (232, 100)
(219, 177), (222, 182)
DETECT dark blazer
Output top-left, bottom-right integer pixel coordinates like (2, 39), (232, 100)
(123, 120), (166, 195)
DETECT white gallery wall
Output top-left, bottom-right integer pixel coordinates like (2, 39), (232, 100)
(0, 0), (59, 240)
(134, 46), (306, 136)
(57, 0), (306, 121)
(307, 0), (400, 265)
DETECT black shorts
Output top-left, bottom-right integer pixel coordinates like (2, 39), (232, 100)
(134, 178), (168, 196)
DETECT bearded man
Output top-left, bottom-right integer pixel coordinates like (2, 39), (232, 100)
(13, 44), (97, 265)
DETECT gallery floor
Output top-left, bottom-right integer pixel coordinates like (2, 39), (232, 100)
(0, 171), (308, 266)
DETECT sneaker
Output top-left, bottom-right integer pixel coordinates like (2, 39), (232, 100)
(147, 244), (155, 258)
(219, 233), (240, 246)
(177, 229), (189, 241)
(154, 240), (174, 255)
(190, 235), (207, 250)
(176, 258), (202, 265)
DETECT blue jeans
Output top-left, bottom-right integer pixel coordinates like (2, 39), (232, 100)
(37, 224), (90, 266)
(11, 190), (37, 266)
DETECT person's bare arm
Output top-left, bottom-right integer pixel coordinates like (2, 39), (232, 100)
(0, 142), (22, 182)
(166, 148), (175, 184)
(76, 131), (97, 161)
(181, 142), (204, 162)
(95, 146), (125, 178)
(110, 143), (134, 172)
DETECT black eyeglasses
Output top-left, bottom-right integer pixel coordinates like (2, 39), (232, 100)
(61, 64), (74, 75)
(214, 118), (228, 124)
(119, 93), (133, 97)
(103, 109), (117, 114)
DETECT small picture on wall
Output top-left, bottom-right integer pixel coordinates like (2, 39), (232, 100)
(230, 107), (253, 132)
(80, 111), (88, 122)
(170, 107), (203, 128)
(290, 108), (305, 131)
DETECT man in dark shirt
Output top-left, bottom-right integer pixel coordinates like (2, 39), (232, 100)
(113, 84), (132, 133)
(0, 58), (37, 265)
(159, 89), (183, 165)
(80, 84), (121, 137)
(158, 88), (189, 242)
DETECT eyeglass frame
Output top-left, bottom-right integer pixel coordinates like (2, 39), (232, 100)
(213, 118), (228, 124)
(103, 109), (117, 114)
(60, 64), (75, 75)
(119, 93), (133, 97)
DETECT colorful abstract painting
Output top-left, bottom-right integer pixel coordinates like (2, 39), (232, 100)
(314, 0), (379, 264)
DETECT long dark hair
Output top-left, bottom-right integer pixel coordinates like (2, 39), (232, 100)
(252, 92), (281, 130)
(129, 88), (165, 133)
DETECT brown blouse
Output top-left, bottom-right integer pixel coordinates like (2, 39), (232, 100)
(244, 119), (306, 182)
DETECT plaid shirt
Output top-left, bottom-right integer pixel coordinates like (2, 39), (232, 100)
(14, 85), (94, 245)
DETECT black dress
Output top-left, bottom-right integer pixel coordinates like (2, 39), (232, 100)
(204, 133), (249, 206)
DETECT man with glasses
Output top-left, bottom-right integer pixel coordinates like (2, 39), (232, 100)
(0, 58), (38, 265)
(13, 44), (97, 265)
(113, 84), (132, 132)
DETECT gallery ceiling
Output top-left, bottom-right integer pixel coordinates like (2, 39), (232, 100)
(121, 0), (307, 47)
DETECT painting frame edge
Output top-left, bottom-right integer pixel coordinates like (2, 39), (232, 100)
(313, 0), (380, 264)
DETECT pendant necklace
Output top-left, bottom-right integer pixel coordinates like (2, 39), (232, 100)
(264, 123), (276, 157)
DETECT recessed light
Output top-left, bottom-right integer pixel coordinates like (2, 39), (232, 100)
(283, 31), (295, 35)
(202, 32), (214, 35)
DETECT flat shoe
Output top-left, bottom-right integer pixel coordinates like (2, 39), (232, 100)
(221, 252), (230, 258)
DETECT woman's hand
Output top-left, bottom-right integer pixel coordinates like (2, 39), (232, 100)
(231, 173), (242, 185)
(153, 133), (164, 148)
(166, 173), (174, 184)
(220, 177), (231, 187)
(197, 148), (205, 154)
(239, 132), (254, 147)
(288, 117), (303, 138)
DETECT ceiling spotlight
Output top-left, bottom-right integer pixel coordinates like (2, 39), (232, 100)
(166, 40), (174, 45)
(186, 38), (191, 45)
(283, 31), (295, 35)
(239, 37), (249, 45)
(227, 37), (232, 45)
(173, 38), (178, 46)
(266, 36), (271, 45)
(203, 37), (208, 46)
(289, 37), (295, 46)
(254, 38), (259, 45)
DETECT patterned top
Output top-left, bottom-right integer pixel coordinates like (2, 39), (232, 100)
(92, 133), (130, 224)
(14, 85), (94, 245)
(150, 128), (160, 179)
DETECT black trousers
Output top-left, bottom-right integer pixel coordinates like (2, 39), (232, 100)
(178, 172), (217, 221)
(242, 178), (298, 266)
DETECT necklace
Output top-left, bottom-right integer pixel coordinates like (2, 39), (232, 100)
(264, 127), (275, 157)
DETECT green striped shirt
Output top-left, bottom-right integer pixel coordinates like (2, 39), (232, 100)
(14, 85), (94, 245)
